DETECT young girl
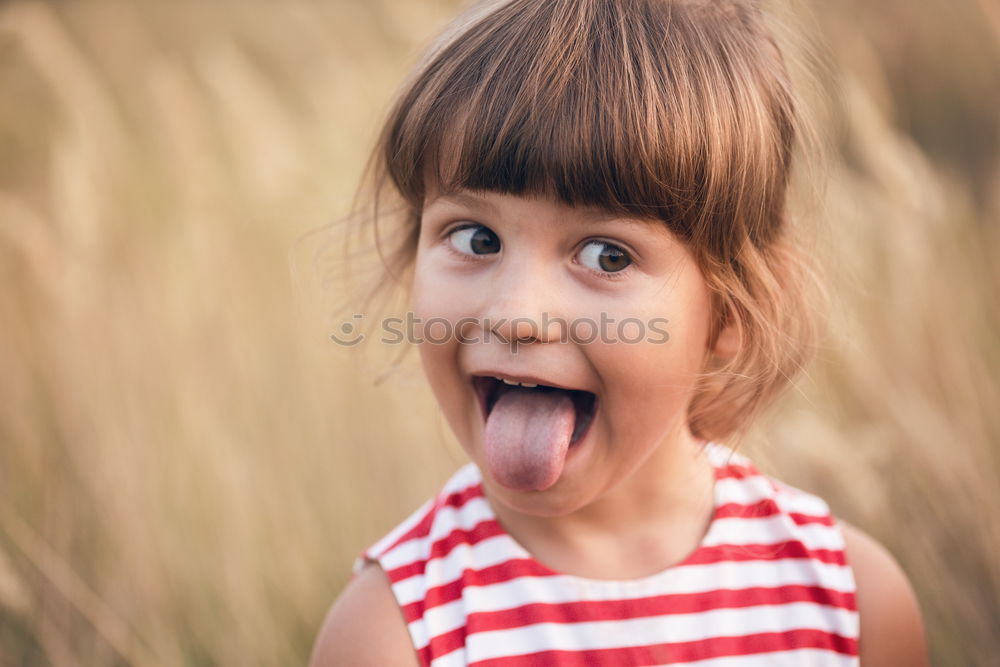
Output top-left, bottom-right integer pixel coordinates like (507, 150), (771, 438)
(312, 0), (928, 664)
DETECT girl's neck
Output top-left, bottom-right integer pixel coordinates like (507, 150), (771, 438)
(486, 426), (717, 580)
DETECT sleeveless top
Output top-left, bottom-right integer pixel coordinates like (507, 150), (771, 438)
(354, 442), (860, 666)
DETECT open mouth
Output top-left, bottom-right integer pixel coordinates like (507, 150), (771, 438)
(473, 376), (598, 445)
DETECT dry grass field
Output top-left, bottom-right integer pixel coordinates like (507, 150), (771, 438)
(0, 0), (997, 664)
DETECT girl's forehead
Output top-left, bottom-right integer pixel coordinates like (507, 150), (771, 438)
(421, 187), (657, 226)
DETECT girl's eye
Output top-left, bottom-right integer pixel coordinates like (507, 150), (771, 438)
(578, 240), (632, 273)
(448, 225), (501, 256)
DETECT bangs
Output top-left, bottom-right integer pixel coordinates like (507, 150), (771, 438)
(380, 0), (797, 248)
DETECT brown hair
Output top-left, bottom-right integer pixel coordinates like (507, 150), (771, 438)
(355, 0), (825, 445)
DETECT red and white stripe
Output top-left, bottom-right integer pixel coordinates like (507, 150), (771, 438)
(355, 443), (860, 666)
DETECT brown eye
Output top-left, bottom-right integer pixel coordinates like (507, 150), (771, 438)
(579, 241), (632, 273)
(449, 225), (501, 255)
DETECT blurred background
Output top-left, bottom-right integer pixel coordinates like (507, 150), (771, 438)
(0, 0), (997, 664)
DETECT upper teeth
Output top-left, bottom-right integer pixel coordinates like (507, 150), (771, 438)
(498, 377), (538, 388)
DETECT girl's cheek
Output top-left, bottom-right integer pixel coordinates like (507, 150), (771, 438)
(412, 258), (449, 317)
(414, 255), (471, 309)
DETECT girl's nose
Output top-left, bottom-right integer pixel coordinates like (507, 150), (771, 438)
(481, 262), (564, 345)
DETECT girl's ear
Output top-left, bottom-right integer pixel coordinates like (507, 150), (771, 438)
(711, 318), (741, 359)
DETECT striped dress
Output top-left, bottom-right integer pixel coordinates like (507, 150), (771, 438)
(353, 442), (860, 666)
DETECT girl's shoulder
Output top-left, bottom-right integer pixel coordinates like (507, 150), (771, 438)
(309, 466), (485, 667)
(838, 520), (930, 666)
(310, 467), (483, 667)
(309, 561), (420, 667)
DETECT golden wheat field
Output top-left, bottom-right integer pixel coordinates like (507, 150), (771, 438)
(0, 0), (998, 664)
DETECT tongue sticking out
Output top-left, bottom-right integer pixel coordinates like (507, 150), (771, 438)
(484, 387), (575, 492)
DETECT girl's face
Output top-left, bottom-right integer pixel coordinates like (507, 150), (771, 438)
(413, 188), (724, 517)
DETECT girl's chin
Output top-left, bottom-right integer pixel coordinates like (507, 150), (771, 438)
(481, 477), (597, 518)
